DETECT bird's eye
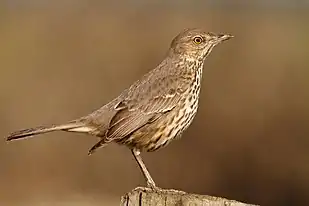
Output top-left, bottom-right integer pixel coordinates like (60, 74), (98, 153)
(193, 36), (203, 44)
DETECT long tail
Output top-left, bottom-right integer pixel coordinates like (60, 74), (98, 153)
(6, 122), (92, 141)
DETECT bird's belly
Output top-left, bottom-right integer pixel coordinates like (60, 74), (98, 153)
(120, 99), (199, 152)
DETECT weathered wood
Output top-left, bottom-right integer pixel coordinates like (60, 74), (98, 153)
(121, 187), (258, 206)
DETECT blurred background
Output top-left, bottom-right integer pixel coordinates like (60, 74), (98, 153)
(0, 0), (309, 205)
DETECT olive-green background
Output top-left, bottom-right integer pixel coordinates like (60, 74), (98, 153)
(0, 1), (308, 206)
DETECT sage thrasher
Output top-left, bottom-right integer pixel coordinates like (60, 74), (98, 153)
(6, 28), (232, 189)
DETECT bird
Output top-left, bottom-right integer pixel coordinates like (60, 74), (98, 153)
(6, 28), (233, 190)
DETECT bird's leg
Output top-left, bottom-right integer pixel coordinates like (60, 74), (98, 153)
(131, 148), (159, 190)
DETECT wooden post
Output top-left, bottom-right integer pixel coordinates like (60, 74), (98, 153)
(121, 187), (258, 206)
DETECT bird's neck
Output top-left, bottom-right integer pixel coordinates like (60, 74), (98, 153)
(178, 54), (205, 74)
(162, 53), (205, 79)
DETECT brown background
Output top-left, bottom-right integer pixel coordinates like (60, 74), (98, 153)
(0, 1), (309, 206)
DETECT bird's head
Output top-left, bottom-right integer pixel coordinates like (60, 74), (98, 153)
(169, 28), (233, 61)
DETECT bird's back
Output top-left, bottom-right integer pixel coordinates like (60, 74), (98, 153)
(82, 54), (202, 148)
(117, 58), (203, 152)
(82, 54), (203, 153)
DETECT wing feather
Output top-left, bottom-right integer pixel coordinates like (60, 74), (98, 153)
(105, 59), (194, 141)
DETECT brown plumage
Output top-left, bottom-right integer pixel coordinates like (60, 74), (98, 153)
(6, 28), (233, 189)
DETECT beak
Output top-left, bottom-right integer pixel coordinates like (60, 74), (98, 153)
(213, 34), (234, 44)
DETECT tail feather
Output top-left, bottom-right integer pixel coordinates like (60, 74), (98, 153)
(6, 122), (90, 141)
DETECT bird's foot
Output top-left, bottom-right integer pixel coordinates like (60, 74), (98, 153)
(144, 179), (160, 191)
(147, 183), (161, 191)
(133, 183), (161, 193)
(133, 183), (186, 194)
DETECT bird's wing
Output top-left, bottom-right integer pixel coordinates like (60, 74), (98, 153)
(106, 86), (182, 140)
(87, 58), (197, 154)
(105, 68), (193, 141)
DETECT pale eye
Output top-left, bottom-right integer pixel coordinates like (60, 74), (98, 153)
(193, 36), (203, 44)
